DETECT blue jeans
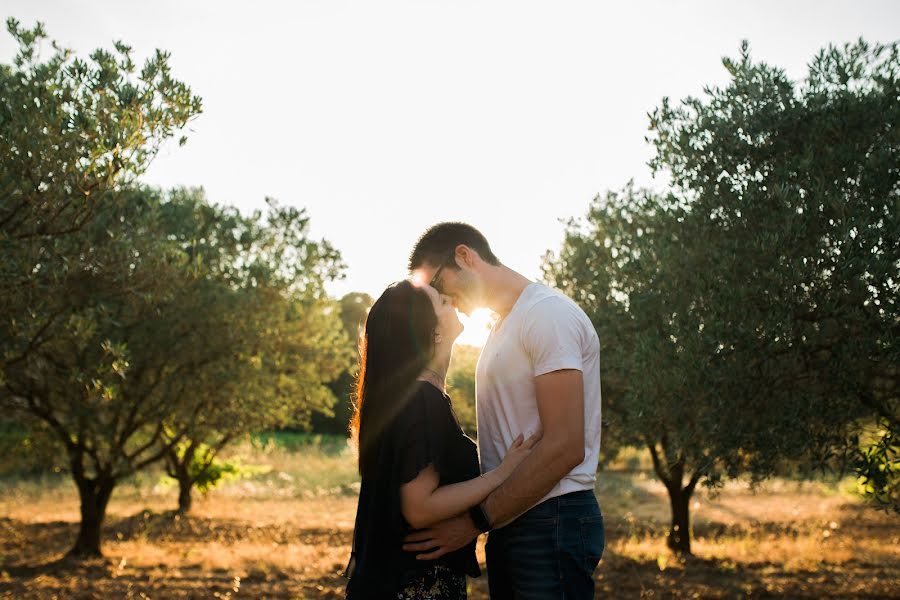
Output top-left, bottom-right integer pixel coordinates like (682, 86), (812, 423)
(485, 490), (604, 600)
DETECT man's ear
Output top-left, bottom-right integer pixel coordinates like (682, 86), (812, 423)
(455, 244), (478, 268)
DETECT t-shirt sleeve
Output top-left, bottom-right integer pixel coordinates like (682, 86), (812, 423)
(394, 387), (450, 484)
(521, 297), (586, 377)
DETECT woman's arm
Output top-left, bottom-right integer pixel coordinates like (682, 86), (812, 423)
(399, 432), (539, 530)
(400, 464), (503, 530)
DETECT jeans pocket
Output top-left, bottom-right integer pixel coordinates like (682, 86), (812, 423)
(505, 516), (557, 545)
(578, 514), (605, 573)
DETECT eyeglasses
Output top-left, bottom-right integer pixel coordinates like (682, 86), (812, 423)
(429, 252), (457, 293)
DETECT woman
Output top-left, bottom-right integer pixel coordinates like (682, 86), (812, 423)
(345, 280), (538, 599)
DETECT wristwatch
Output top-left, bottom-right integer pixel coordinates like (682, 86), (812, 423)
(468, 502), (493, 533)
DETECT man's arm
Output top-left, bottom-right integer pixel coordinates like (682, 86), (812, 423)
(482, 368), (585, 527)
(403, 369), (584, 559)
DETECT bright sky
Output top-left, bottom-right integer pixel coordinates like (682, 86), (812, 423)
(4, 1), (899, 345)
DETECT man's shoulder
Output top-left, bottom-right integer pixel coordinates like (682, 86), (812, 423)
(520, 285), (599, 349)
(521, 284), (588, 322)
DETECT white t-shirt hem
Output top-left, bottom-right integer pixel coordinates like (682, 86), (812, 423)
(496, 479), (597, 529)
(533, 360), (584, 378)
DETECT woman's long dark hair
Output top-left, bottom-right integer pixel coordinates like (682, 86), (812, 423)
(350, 280), (436, 478)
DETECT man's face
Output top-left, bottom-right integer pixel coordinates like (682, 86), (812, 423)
(420, 257), (482, 316)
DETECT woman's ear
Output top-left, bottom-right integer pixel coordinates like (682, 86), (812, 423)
(434, 330), (444, 345)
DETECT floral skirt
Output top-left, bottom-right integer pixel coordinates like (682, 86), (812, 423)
(396, 563), (466, 599)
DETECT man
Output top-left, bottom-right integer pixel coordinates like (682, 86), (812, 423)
(406, 222), (604, 599)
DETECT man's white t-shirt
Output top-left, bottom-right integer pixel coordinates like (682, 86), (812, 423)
(476, 282), (601, 515)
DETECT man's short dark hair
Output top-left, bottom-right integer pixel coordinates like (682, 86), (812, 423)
(408, 222), (500, 271)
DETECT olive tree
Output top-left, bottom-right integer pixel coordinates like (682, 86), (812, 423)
(545, 39), (900, 554)
(0, 20), (201, 557)
(647, 39), (899, 505)
(157, 192), (352, 513)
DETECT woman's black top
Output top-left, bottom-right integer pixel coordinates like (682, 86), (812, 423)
(345, 381), (481, 598)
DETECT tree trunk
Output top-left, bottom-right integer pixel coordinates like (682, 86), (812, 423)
(68, 474), (115, 558)
(177, 473), (193, 514)
(646, 440), (700, 557)
(665, 484), (693, 556)
(165, 444), (197, 515)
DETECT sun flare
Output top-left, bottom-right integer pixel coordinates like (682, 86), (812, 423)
(455, 308), (495, 348)
(409, 270), (427, 288)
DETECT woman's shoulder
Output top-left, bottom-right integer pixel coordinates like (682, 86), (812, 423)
(416, 379), (450, 400)
(396, 381), (451, 426)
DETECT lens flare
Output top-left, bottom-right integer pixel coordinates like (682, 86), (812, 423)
(456, 308), (495, 347)
(410, 270), (427, 288)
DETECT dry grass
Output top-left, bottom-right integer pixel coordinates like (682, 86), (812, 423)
(1, 443), (898, 599)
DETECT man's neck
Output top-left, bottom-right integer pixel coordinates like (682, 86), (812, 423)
(484, 266), (533, 318)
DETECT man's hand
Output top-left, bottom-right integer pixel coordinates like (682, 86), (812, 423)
(402, 513), (479, 560)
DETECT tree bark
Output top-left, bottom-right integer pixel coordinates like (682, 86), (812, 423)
(68, 474), (115, 558)
(176, 472), (193, 514)
(646, 440), (700, 556)
(665, 484), (693, 555)
(166, 445), (198, 515)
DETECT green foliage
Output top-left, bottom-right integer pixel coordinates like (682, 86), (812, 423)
(166, 440), (241, 494)
(150, 188), (352, 508)
(162, 439), (269, 495)
(447, 344), (480, 437)
(545, 38), (900, 551)
(0, 21), (349, 552)
(252, 431), (349, 454)
(0, 22), (204, 555)
(645, 38), (899, 487)
(855, 423), (900, 511)
(309, 292), (373, 435)
(0, 418), (66, 476)
(0, 20), (202, 347)
(0, 17), (203, 484)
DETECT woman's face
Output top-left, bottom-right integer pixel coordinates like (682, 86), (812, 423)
(421, 283), (464, 343)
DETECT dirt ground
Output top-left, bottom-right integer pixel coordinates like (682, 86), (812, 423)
(1, 474), (898, 599)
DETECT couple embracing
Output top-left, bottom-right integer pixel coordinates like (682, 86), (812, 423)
(345, 223), (604, 599)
